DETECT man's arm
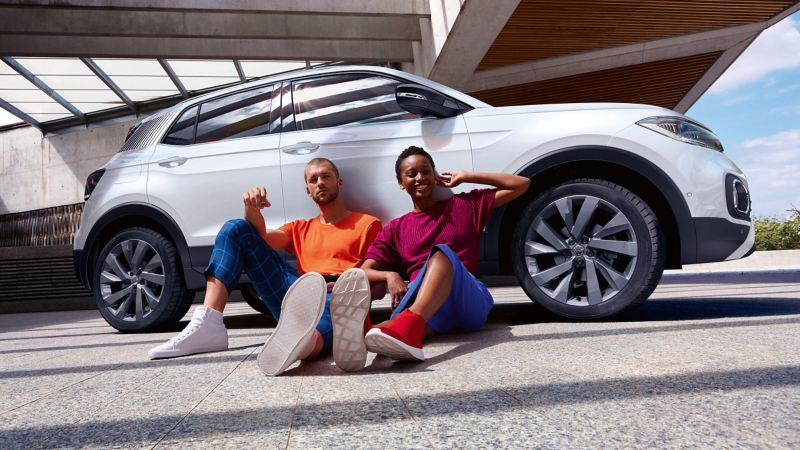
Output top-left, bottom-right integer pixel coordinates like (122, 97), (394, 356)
(436, 171), (530, 209)
(242, 187), (291, 251)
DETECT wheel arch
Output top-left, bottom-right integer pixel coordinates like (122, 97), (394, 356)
(77, 203), (204, 290)
(481, 146), (696, 274)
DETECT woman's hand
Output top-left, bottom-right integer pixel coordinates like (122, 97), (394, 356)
(385, 271), (407, 308)
(436, 171), (466, 188)
(243, 187), (271, 210)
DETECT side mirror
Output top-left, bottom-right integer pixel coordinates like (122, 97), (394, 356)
(396, 84), (462, 118)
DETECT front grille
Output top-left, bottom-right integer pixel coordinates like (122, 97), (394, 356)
(119, 113), (171, 152)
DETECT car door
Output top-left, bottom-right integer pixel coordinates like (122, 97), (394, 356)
(147, 83), (285, 250)
(278, 72), (474, 224)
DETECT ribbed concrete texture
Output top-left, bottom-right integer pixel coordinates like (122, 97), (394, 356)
(1, 271), (798, 449)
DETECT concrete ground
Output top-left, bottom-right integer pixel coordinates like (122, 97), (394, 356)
(1, 271), (799, 449)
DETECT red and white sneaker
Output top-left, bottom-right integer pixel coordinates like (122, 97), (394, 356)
(330, 268), (372, 372)
(365, 309), (425, 361)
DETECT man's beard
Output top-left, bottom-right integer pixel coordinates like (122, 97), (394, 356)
(313, 189), (338, 205)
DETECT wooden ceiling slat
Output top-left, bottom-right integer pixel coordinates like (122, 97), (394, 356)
(480, 0), (796, 69)
(469, 52), (722, 109)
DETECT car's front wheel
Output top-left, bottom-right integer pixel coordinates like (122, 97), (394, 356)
(93, 227), (193, 331)
(512, 178), (665, 319)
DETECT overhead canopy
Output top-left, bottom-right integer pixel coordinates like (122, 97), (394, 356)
(0, 0), (799, 133)
(0, 58), (328, 131)
(435, 0), (800, 111)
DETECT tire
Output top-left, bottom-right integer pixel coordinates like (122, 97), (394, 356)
(240, 284), (270, 314)
(511, 178), (665, 319)
(93, 227), (194, 332)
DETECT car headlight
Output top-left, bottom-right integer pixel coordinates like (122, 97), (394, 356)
(637, 116), (723, 152)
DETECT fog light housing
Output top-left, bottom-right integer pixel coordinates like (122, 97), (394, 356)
(726, 174), (750, 220)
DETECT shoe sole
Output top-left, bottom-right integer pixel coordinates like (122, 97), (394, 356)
(330, 268), (371, 372)
(364, 328), (424, 361)
(257, 272), (326, 376)
(148, 341), (228, 359)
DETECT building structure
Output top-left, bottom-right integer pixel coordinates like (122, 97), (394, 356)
(1, 0), (798, 310)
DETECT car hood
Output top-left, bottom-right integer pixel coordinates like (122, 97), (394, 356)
(466, 102), (674, 117)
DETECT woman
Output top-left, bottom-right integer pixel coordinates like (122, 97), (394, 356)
(360, 145), (530, 361)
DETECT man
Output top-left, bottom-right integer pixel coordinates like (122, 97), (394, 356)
(148, 158), (381, 376)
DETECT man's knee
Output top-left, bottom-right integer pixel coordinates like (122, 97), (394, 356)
(220, 218), (253, 237)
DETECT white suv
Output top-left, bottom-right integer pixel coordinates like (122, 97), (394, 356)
(73, 65), (754, 331)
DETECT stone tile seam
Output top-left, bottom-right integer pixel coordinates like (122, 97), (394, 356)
(391, 384), (438, 450)
(149, 346), (259, 450)
(27, 363), (180, 448)
(284, 376), (304, 450)
(1, 368), (106, 417)
(6, 369), (111, 449)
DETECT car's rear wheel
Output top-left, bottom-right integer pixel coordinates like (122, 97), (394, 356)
(512, 179), (665, 319)
(240, 284), (270, 314)
(93, 227), (193, 332)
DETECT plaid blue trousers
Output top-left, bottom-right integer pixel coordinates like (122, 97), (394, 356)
(204, 219), (333, 350)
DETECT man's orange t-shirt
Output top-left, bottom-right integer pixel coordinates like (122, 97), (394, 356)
(278, 212), (382, 275)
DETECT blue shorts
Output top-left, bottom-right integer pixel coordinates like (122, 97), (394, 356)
(391, 244), (494, 334)
(205, 219), (333, 351)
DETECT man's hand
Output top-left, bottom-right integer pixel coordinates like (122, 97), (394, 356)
(386, 272), (407, 308)
(243, 187), (270, 210)
(436, 171), (467, 188)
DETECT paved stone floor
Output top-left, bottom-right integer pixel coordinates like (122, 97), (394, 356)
(1, 271), (799, 449)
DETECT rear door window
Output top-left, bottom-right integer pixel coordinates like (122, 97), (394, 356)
(196, 85), (275, 143)
(291, 73), (419, 131)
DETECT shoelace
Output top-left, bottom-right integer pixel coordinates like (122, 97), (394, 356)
(169, 316), (204, 344)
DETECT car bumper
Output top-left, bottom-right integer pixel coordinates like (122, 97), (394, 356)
(694, 217), (755, 264)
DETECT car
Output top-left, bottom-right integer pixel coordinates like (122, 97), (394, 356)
(73, 65), (754, 331)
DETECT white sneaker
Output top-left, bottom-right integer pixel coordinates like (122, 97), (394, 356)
(148, 306), (228, 359)
(257, 272), (326, 376)
(330, 268), (371, 372)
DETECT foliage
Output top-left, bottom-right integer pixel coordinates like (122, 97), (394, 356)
(753, 207), (800, 250)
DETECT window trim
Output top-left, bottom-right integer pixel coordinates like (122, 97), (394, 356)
(162, 104), (198, 146)
(159, 82), (278, 146)
(282, 71), (466, 135)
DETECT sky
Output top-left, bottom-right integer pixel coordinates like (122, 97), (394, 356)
(687, 11), (800, 219)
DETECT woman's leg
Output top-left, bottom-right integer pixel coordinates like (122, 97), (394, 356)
(408, 249), (453, 321)
(365, 244), (494, 360)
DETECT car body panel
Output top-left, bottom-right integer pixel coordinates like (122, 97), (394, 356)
(279, 115), (475, 224)
(74, 65), (754, 294)
(147, 134), (285, 248)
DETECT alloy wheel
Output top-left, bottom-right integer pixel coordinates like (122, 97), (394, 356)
(99, 239), (165, 322)
(523, 195), (638, 306)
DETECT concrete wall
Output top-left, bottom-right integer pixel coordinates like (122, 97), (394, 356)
(0, 119), (137, 214)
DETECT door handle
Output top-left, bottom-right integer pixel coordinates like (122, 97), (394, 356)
(157, 156), (187, 168)
(280, 141), (320, 155)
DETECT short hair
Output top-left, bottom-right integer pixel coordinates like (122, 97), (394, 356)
(304, 157), (340, 182)
(395, 146), (435, 181)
